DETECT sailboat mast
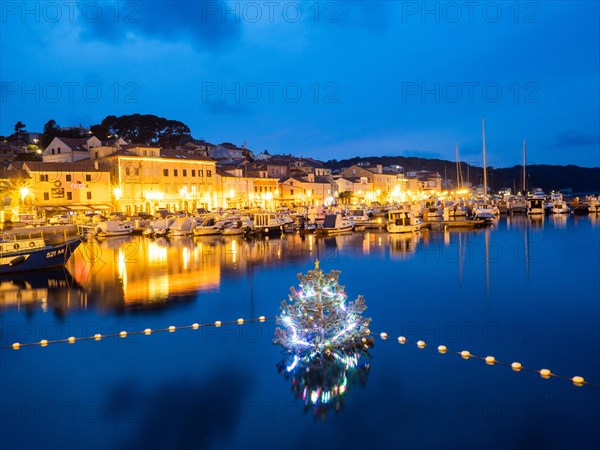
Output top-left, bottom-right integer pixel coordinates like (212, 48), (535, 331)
(522, 138), (527, 193)
(482, 118), (488, 197)
(455, 143), (460, 189)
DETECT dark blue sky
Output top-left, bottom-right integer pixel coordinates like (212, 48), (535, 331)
(1, 1), (598, 167)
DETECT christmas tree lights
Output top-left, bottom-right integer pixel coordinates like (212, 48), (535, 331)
(275, 260), (371, 353)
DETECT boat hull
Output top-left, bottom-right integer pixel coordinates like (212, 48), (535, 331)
(0, 239), (81, 274)
(387, 224), (421, 233)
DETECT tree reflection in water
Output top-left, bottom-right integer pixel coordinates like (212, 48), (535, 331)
(276, 338), (374, 419)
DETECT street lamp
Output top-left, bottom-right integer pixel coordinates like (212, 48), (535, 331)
(19, 187), (30, 202)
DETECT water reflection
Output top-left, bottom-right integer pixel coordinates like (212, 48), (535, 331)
(1, 215), (595, 314)
(0, 268), (86, 316)
(276, 342), (373, 418)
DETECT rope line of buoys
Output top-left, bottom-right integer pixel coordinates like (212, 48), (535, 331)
(376, 331), (599, 389)
(4, 316), (274, 350)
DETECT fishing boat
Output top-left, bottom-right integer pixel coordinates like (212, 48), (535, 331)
(90, 220), (134, 237)
(0, 226), (81, 274)
(315, 214), (354, 235)
(386, 210), (422, 233)
(252, 212), (288, 234)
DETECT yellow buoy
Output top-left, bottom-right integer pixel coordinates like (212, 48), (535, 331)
(40, 340), (48, 347)
(259, 316), (266, 322)
(417, 340), (426, 348)
(437, 345), (447, 354)
(169, 326), (176, 332)
(460, 350), (470, 359)
(398, 336), (407, 344)
(485, 356), (495, 365)
(540, 368), (551, 379)
(12, 342), (20, 350)
(144, 328), (152, 335)
(119, 331), (127, 338)
(511, 362), (522, 372)
(94, 334), (102, 341)
(380, 332), (388, 340)
(237, 318), (244, 325)
(192, 323), (199, 330)
(68, 337), (76, 344)
(215, 321), (222, 327)
(572, 376), (585, 386)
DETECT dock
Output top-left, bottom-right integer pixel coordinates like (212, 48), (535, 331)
(422, 219), (490, 230)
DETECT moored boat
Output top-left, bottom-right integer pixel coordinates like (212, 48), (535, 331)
(386, 210), (422, 233)
(315, 214), (354, 235)
(0, 227), (81, 274)
(91, 220), (134, 237)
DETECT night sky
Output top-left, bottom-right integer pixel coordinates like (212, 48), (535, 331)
(1, 1), (598, 167)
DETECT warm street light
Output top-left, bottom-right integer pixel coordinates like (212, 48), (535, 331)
(20, 187), (30, 202)
(114, 187), (123, 200)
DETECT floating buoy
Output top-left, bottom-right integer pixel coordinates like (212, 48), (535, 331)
(144, 328), (152, 335)
(398, 336), (407, 344)
(437, 345), (447, 354)
(460, 350), (470, 359)
(94, 334), (102, 341)
(40, 340), (48, 347)
(540, 369), (551, 379)
(237, 318), (244, 325)
(380, 332), (388, 340)
(215, 321), (222, 327)
(68, 337), (75, 344)
(485, 356), (495, 365)
(192, 323), (199, 330)
(119, 331), (127, 338)
(259, 316), (266, 322)
(12, 342), (20, 350)
(511, 362), (522, 372)
(417, 340), (426, 348)
(168, 326), (176, 332)
(572, 376), (585, 386)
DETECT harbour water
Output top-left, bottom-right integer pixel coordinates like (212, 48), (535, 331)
(1, 215), (599, 450)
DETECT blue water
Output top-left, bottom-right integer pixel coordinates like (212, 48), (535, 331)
(1, 215), (599, 450)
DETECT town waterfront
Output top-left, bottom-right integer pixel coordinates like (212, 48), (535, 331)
(1, 215), (599, 450)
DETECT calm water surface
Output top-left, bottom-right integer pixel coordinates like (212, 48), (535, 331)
(1, 215), (599, 450)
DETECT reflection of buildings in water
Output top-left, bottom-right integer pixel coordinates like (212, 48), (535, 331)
(0, 268), (87, 313)
(387, 232), (421, 259)
(277, 345), (372, 417)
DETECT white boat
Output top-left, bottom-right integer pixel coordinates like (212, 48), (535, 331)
(91, 220), (134, 237)
(168, 217), (196, 236)
(386, 210), (422, 233)
(315, 214), (353, 235)
(194, 217), (230, 236)
(445, 202), (469, 218)
(509, 197), (528, 214)
(346, 209), (371, 224)
(552, 200), (570, 214)
(422, 200), (443, 218)
(144, 218), (176, 237)
(221, 219), (250, 236)
(473, 204), (497, 220)
(527, 198), (545, 215)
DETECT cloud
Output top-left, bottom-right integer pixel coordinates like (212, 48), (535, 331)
(552, 130), (599, 148)
(79, 1), (241, 49)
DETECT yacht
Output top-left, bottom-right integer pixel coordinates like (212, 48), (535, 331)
(91, 220), (134, 237)
(527, 198), (545, 215)
(473, 203), (497, 220)
(587, 196), (600, 214)
(193, 216), (231, 236)
(551, 200), (570, 214)
(168, 217), (196, 236)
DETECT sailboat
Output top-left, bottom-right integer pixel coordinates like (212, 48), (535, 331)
(473, 118), (497, 221)
(510, 139), (528, 214)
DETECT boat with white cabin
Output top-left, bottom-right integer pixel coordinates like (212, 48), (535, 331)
(386, 210), (422, 233)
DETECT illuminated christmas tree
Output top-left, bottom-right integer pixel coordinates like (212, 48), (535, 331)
(275, 260), (371, 353)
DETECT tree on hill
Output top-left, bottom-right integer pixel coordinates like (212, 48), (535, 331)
(93, 114), (191, 147)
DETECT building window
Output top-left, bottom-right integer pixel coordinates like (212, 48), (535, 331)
(85, 174), (91, 182)
(207, 170), (212, 177)
(66, 175), (72, 182)
(87, 192), (92, 200)
(40, 174), (49, 182)
(163, 169), (169, 176)
(57, 148), (61, 154)
(198, 170), (203, 177)
(290, 189), (294, 195)
(183, 169), (187, 177)
(174, 169), (178, 177)
(191, 170), (196, 177)
(43, 192), (49, 201)
(67, 192), (72, 200)
(95, 152), (98, 159)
